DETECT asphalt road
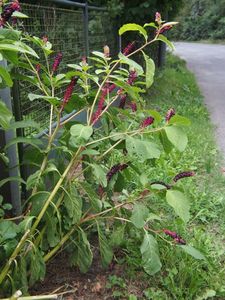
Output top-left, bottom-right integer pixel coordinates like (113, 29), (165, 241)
(174, 42), (225, 158)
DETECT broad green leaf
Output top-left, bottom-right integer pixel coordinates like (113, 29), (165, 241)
(81, 149), (100, 156)
(28, 93), (60, 105)
(0, 41), (39, 57)
(126, 137), (161, 160)
(166, 190), (190, 223)
(92, 164), (107, 187)
(30, 192), (50, 216)
(110, 225), (125, 247)
(97, 222), (113, 268)
(64, 184), (82, 224)
(79, 182), (102, 212)
(157, 34), (175, 50)
(5, 137), (42, 151)
(169, 115), (191, 126)
(74, 229), (93, 273)
(26, 170), (42, 191)
(70, 124), (93, 142)
(196, 289), (216, 300)
(9, 119), (40, 130)
(159, 129), (173, 153)
(144, 22), (158, 29)
(119, 23), (148, 41)
(0, 65), (13, 87)
(12, 11), (29, 18)
(150, 183), (167, 190)
(165, 126), (188, 152)
(46, 216), (60, 247)
(0, 100), (12, 129)
(140, 232), (162, 275)
(142, 52), (155, 88)
(0, 176), (25, 188)
(118, 52), (143, 75)
(0, 28), (21, 40)
(180, 245), (206, 260)
(130, 203), (149, 228)
(92, 51), (106, 59)
(0, 220), (18, 242)
(113, 79), (143, 100)
(29, 249), (46, 286)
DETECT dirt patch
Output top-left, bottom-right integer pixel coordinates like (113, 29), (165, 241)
(30, 250), (148, 299)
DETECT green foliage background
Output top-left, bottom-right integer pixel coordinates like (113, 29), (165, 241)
(172, 0), (225, 40)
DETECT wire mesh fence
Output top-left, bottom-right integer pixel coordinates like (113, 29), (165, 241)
(14, 1), (118, 136)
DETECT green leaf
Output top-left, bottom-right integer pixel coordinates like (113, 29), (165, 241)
(142, 52), (155, 88)
(30, 192), (50, 216)
(0, 100), (12, 129)
(97, 222), (113, 268)
(140, 232), (162, 275)
(165, 126), (188, 152)
(144, 22), (158, 29)
(169, 115), (191, 126)
(70, 124), (93, 142)
(64, 184), (82, 224)
(76, 229), (93, 273)
(126, 137), (161, 160)
(28, 93), (60, 105)
(118, 52), (143, 75)
(0, 28), (21, 40)
(114, 79), (144, 100)
(91, 164), (107, 187)
(9, 119), (40, 130)
(150, 183), (167, 190)
(26, 170), (42, 191)
(46, 216), (60, 247)
(0, 220), (18, 242)
(180, 245), (206, 260)
(0, 65), (13, 87)
(159, 129), (173, 154)
(5, 137), (43, 150)
(79, 182), (102, 212)
(29, 249), (46, 286)
(157, 34), (175, 50)
(0, 176), (25, 188)
(166, 190), (190, 223)
(0, 41), (39, 58)
(12, 11), (29, 18)
(130, 203), (149, 228)
(119, 23), (148, 41)
(196, 289), (216, 300)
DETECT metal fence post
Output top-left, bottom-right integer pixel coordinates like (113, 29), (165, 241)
(83, 1), (90, 58)
(0, 60), (21, 216)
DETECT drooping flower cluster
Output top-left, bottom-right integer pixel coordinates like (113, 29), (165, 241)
(119, 70), (137, 109)
(122, 41), (135, 56)
(129, 102), (137, 112)
(0, 0), (20, 26)
(91, 84), (114, 125)
(141, 116), (154, 128)
(60, 77), (77, 111)
(165, 108), (176, 122)
(163, 229), (186, 245)
(107, 163), (128, 182)
(52, 52), (63, 73)
(158, 25), (172, 35)
(36, 64), (41, 74)
(173, 171), (195, 183)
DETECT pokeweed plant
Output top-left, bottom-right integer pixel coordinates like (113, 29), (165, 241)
(0, 3), (205, 296)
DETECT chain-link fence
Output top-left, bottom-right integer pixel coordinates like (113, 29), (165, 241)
(13, 1), (118, 136)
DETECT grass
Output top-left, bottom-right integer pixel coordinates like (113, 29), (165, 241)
(117, 54), (225, 299)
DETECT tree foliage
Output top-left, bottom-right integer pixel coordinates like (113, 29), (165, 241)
(172, 0), (225, 40)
